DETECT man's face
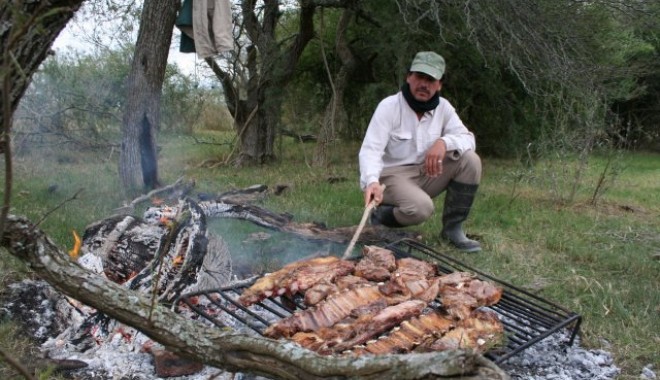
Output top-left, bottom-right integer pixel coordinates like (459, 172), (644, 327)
(406, 72), (442, 102)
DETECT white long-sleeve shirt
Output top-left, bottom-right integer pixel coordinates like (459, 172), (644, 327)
(359, 92), (476, 189)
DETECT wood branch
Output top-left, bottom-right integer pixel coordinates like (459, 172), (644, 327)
(281, 128), (317, 143)
(185, 199), (419, 246)
(2, 214), (509, 379)
(114, 176), (195, 214)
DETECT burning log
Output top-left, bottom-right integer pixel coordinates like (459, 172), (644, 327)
(1, 213), (509, 379)
(78, 198), (231, 304)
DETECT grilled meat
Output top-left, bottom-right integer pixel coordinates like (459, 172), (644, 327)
(335, 274), (370, 290)
(419, 309), (504, 353)
(305, 275), (371, 305)
(351, 310), (455, 355)
(240, 246), (504, 357)
(354, 246), (397, 281)
(378, 276), (440, 304)
(304, 281), (337, 306)
(362, 246), (397, 270)
(264, 284), (385, 338)
(238, 256), (355, 306)
(438, 273), (502, 319)
(291, 300), (427, 354)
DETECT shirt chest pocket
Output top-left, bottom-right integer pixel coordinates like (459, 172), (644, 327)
(387, 131), (413, 159)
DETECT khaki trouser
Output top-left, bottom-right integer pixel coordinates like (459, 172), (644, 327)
(379, 150), (482, 226)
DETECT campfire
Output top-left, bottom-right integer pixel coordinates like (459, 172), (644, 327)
(0, 190), (622, 379)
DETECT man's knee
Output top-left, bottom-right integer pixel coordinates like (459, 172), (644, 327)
(454, 150), (482, 184)
(395, 197), (434, 225)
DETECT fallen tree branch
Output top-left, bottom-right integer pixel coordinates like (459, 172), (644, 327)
(2, 214), (509, 380)
(114, 176), (195, 214)
(184, 199), (419, 246)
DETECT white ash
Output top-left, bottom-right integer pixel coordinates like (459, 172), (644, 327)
(641, 364), (657, 379)
(2, 279), (622, 380)
(500, 330), (620, 379)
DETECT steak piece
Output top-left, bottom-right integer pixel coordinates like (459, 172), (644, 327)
(238, 256), (355, 306)
(291, 300), (427, 354)
(394, 257), (437, 281)
(335, 275), (370, 290)
(378, 257), (441, 304)
(351, 310), (455, 355)
(354, 246), (397, 281)
(304, 281), (338, 306)
(304, 275), (372, 306)
(438, 272), (502, 319)
(264, 285), (385, 338)
(378, 276), (440, 304)
(419, 309), (504, 353)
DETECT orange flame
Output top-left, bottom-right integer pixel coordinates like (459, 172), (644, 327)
(68, 230), (82, 260)
(173, 255), (184, 266)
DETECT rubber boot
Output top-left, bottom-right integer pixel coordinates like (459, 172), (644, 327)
(370, 204), (403, 228)
(441, 181), (482, 252)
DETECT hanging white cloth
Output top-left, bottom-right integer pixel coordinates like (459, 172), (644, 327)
(193, 0), (233, 58)
(177, 0), (232, 59)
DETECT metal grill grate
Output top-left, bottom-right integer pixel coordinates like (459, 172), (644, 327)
(176, 238), (581, 364)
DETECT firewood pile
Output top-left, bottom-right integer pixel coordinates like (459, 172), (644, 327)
(78, 198), (232, 304)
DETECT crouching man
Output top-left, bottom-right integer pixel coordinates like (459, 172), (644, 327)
(359, 51), (482, 252)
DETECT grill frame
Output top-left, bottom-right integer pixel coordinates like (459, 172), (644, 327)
(176, 238), (581, 364)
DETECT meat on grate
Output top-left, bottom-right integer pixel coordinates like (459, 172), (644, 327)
(238, 256), (355, 306)
(239, 246), (504, 356)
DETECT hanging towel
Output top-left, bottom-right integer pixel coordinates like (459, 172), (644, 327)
(175, 0), (232, 58)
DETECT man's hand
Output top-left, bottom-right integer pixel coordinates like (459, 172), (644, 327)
(425, 139), (447, 177)
(364, 182), (385, 206)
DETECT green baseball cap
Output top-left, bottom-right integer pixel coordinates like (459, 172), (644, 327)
(409, 51), (445, 80)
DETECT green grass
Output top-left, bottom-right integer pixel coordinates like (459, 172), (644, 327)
(2, 131), (659, 379)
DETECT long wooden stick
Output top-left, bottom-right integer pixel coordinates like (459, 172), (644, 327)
(342, 200), (376, 259)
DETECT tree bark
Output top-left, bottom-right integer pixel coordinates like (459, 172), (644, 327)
(2, 213), (509, 379)
(119, 0), (180, 194)
(0, 0), (85, 236)
(315, 7), (357, 167)
(209, 0), (330, 166)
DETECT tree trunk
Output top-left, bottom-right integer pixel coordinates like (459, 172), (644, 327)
(119, 0), (180, 194)
(206, 0), (319, 166)
(314, 7), (356, 167)
(0, 0), (85, 236)
(2, 213), (510, 380)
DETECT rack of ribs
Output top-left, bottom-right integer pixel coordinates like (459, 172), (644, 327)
(264, 284), (385, 338)
(350, 310), (455, 355)
(238, 256), (355, 306)
(419, 309), (504, 353)
(290, 299), (427, 354)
